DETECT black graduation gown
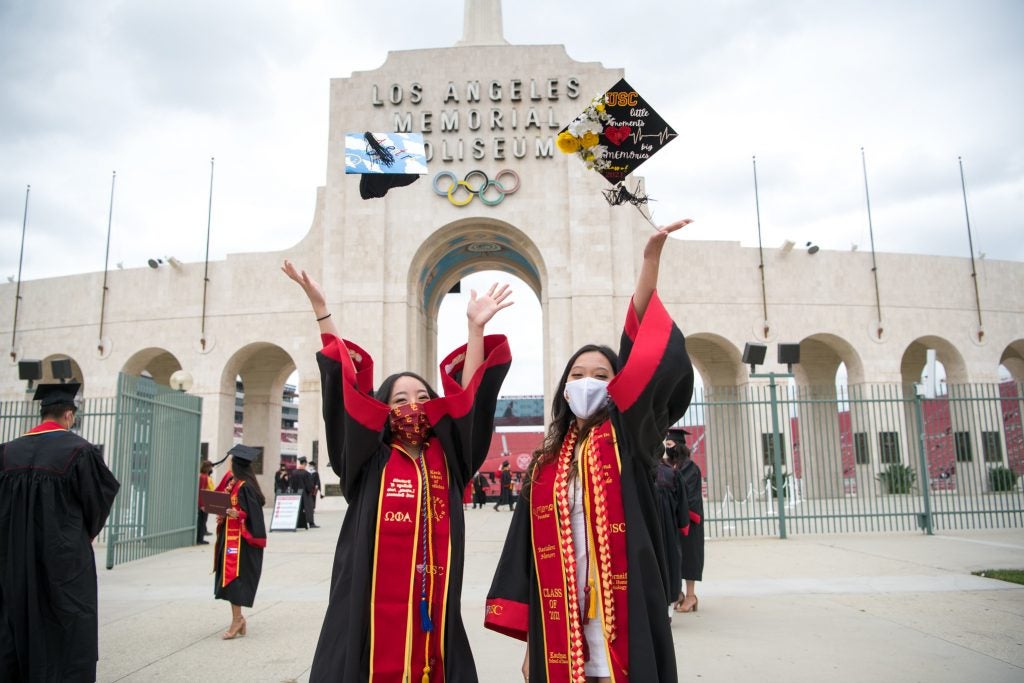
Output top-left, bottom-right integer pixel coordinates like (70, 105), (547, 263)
(677, 458), (705, 582)
(0, 425), (120, 683)
(289, 469), (316, 527)
(214, 481), (266, 607)
(655, 461), (684, 602)
(472, 473), (488, 505)
(311, 333), (511, 683)
(486, 291), (693, 683)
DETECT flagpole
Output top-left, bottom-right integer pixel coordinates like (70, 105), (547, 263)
(98, 171), (116, 353)
(860, 149), (884, 339)
(200, 157), (214, 350)
(958, 156), (984, 342)
(752, 156), (770, 338)
(10, 185), (30, 361)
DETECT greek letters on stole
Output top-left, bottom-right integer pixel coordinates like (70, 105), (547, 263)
(370, 440), (451, 682)
(530, 421), (630, 683)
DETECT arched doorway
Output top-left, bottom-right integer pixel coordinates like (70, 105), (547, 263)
(121, 347), (182, 387)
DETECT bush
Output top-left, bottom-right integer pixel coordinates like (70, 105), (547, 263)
(878, 463), (916, 494)
(988, 466), (1018, 492)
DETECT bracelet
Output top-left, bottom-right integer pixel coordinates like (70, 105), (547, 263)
(316, 312), (332, 322)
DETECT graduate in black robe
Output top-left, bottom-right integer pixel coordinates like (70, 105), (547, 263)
(665, 429), (704, 613)
(0, 382), (120, 683)
(213, 444), (267, 639)
(289, 458), (318, 528)
(655, 454), (684, 613)
(485, 218), (694, 683)
(282, 260), (513, 683)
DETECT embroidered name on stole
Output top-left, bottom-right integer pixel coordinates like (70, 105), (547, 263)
(370, 440), (452, 682)
(220, 479), (245, 588)
(531, 421), (630, 682)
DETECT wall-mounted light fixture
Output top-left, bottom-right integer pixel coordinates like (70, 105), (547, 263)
(806, 242), (819, 255)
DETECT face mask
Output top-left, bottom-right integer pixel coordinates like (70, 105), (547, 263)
(389, 402), (431, 447)
(564, 377), (610, 420)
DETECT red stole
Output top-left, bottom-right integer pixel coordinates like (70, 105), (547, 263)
(216, 476), (266, 588)
(370, 439), (452, 683)
(531, 421), (630, 683)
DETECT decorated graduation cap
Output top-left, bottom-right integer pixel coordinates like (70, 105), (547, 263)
(33, 382), (82, 409)
(557, 78), (677, 211)
(345, 132), (428, 199)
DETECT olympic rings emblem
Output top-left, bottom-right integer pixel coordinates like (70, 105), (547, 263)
(432, 169), (520, 207)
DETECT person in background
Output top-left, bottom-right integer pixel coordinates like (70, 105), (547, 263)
(485, 218), (694, 683)
(472, 470), (489, 509)
(655, 447), (682, 618)
(289, 457), (318, 529)
(493, 460), (514, 511)
(274, 462), (291, 495)
(198, 459), (215, 545)
(0, 382), (120, 682)
(666, 427), (703, 613)
(308, 459), (323, 503)
(213, 444), (267, 639)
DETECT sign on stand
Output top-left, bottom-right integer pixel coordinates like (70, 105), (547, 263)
(270, 494), (302, 532)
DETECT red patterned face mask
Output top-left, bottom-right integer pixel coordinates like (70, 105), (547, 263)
(389, 402), (431, 447)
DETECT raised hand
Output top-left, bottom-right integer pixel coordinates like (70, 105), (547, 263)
(282, 259), (327, 311)
(467, 283), (514, 331)
(643, 218), (693, 261)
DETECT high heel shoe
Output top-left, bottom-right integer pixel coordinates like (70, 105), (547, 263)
(222, 617), (247, 639)
(681, 596), (699, 613)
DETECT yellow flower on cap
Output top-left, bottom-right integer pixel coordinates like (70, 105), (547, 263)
(580, 131), (599, 148)
(556, 131), (581, 154)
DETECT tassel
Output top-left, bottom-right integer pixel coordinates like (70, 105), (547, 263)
(421, 666), (431, 683)
(364, 132), (395, 167)
(601, 182), (652, 207)
(586, 580), (597, 620)
(420, 596), (434, 632)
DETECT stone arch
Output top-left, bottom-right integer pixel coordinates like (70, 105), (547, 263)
(1000, 339), (1024, 381)
(121, 347), (183, 386)
(900, 336), (968, 387)
(219, 342), (298, 494)
(408, 217), (548, 379)
(793, 333), (866, 387)
(685, 333), (744, 388)
(40, 354), (85, 394)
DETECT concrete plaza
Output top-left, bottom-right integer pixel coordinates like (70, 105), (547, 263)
(96, 498), (1024, 682)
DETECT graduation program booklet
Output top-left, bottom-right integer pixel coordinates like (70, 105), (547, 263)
(198, 490), (231, 515)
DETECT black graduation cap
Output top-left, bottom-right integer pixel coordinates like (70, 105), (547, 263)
(32, 382), (81, 408)
(227, 444), (260, 463)
(665, 427), (690, 442)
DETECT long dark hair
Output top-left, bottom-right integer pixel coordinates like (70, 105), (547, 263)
(374, 371), (440, 442)
(528, 344), (619, 480)
(231, 458), (266, 507)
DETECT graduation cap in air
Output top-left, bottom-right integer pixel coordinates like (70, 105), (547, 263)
(32, 382), (81, 409)
(345, 132), (428, 199)
(557, 78), (677, 211)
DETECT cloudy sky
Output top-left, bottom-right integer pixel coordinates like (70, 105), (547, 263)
(2, 0), (1021, 392)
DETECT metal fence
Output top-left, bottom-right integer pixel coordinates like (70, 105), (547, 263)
(680, 381), (1024, 538)
(0, 373), (203, 567)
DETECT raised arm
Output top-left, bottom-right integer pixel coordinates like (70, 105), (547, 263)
(282, 259), (340, 338)
(460, 282), (513, 388)
(633, 218), (692, 321)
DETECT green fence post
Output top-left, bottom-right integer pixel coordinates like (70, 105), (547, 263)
(913, 385), (934, 535)
(768, 375), (787, 539)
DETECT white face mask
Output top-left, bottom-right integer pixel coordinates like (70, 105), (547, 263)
(564, 377), (610, 419)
